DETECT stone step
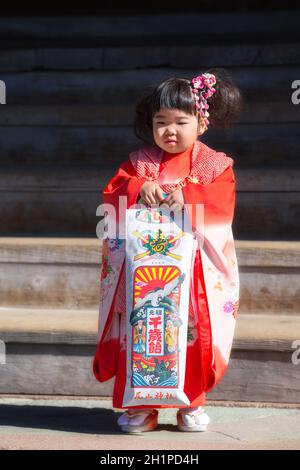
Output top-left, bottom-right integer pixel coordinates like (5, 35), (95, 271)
(0, 102), (299, 126)
(0, 238), (299, 313)
(1, 42), (300, 72)
(0, 307), (298, 349)
(1, 66), (298, 104)
(0, 307), (299, 403)
(0, 168), (299, 238)
(0, 121), (298, 169)
(0, 11), (298, 45)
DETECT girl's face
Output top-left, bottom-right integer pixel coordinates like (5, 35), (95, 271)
(152, 107), (207, 153)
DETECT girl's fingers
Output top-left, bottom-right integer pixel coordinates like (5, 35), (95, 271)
(148, 192), (157, 205)
(155, 187), (165, 203)
(152, 192), (159, 204)
(143, 189), (183, 207)
(143, 194), (151, 205)
(161, 195), (172, 206)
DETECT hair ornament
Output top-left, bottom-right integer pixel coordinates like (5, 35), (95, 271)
(190, 73), (217, 126)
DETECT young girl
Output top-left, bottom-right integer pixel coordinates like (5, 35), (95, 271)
(93, 68), (242, 433)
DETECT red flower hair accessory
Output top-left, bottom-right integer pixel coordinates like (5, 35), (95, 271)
(190, 73), (217, 126)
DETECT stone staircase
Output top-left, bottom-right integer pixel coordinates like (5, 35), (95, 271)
(0, 9), (299, 404)
(0, 238), (299, 403)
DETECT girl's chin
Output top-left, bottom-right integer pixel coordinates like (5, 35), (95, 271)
(163, 142), (181, 151)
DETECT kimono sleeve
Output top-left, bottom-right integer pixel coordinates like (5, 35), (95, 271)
(181, 165), (239, 389)
(103, 159), (148, 208)
(93, 160), (148, 383)
(182, 165), (236, 233)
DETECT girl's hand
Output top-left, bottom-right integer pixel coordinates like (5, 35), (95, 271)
(139, 181), (165, 205)
(161, 187), (184, 212)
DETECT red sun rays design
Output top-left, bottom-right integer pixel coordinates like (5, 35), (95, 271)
(133, 265), (180, 304)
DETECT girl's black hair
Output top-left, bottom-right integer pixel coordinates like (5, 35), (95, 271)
(133, 67), (243, 145)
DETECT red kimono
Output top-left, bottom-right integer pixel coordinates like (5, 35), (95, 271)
(93, 139), (239, 409)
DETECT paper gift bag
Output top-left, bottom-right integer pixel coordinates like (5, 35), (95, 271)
(122, 204), (196, 407)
